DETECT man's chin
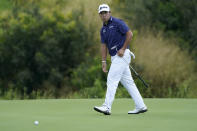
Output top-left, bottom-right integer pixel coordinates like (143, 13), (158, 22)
(103, 19), (108, 23)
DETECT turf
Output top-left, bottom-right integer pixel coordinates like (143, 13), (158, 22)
(0, 99), (197, 131)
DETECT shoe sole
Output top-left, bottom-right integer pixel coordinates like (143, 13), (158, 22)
(94, 107), (111, 115)
(128, 109), (148, 114)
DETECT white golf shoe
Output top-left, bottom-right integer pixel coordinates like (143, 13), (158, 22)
(94, 106), (111, 115)
(128, 106), (148, 114)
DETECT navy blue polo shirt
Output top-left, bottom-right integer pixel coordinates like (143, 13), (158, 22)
(100, 16), (130, 56)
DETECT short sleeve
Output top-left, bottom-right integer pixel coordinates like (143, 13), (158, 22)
(118, 20), (130, 34)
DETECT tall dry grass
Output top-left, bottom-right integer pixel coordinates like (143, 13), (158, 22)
(132, 30), (197, 97)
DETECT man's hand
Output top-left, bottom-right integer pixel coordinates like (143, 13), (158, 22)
(117, 48), (125, 57)
(102, 62), (108, 73)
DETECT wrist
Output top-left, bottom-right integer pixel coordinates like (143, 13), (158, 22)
(102, 60), (106, 63)
(121, 47), (126, 51)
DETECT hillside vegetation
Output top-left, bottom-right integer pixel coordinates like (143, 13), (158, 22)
(0, 0), (196, 99)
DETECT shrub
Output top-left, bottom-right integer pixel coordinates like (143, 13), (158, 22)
(0, 2), (93, 98)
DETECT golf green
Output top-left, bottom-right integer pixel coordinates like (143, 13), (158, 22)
(0, 99), (197, 131)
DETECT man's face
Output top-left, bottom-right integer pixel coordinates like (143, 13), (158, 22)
(99, 11), (111, 23)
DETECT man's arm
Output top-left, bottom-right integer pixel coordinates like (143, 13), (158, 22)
(117, 30), (133, 57)
(101, 44), (108, 73)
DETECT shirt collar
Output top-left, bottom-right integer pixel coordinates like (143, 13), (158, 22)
(103, 16), (113, 26)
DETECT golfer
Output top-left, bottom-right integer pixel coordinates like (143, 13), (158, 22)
(94, 4), (147, 115)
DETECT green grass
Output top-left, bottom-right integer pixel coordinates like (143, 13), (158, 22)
(0, 99), (197, 131)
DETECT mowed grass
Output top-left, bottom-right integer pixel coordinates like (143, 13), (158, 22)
(0, 99), (197, 131)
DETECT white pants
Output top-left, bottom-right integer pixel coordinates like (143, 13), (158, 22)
(103, 49), (146, 110)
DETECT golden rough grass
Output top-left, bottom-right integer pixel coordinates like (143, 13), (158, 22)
(132, 30), (196, 92)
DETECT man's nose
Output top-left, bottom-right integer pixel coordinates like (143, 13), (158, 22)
(102, 13), (107, 17)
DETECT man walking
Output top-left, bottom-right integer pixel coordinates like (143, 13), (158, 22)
(94, 4), (147, 115)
